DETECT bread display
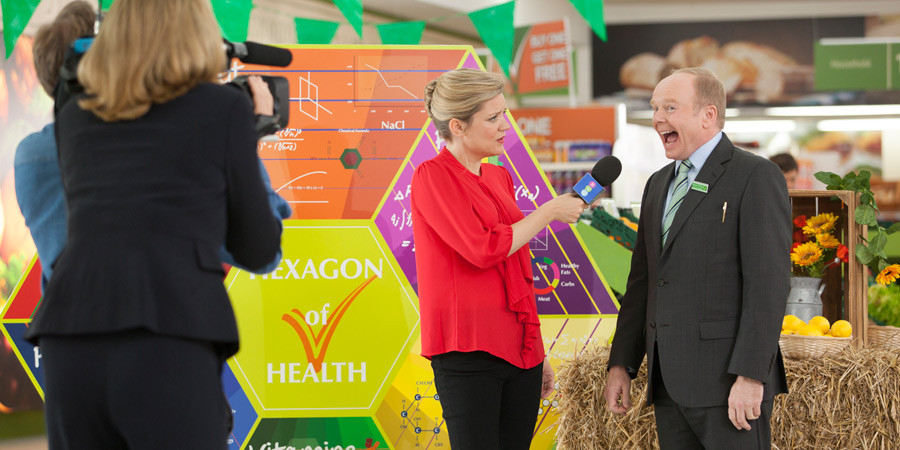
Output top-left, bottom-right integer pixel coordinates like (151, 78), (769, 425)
(619, 52), (676, 91)
(667, 36), (720, 68)
(618, 37), (812, 104)
(700, 56), (745, 96)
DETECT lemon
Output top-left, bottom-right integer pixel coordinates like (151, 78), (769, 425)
(830, 320), (852, 338)
(808, 316), (830, 334)
(782, 315), (805, 332)
(796, 325), (824, 337)
(781, 329), (793, 335)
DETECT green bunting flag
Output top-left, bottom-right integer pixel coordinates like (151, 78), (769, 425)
(375, 21), (425, 45)
(101, 0), (115, 11)
(211, 0), (253, 42)
(332, 0), (362, 39)
(467, 1), (515, 77)
(2, 0), (41, 59)
(294, 17), (340, 45)
(568, 0), (606, 42)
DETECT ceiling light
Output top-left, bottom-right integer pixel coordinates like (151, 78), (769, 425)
(723, 120), (796, 133)
(628, 108), (741, 120)
(765, 104), (900, 117)
(817, 119), (900, 131)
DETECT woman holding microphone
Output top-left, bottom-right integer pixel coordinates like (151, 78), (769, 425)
(412, 68), (589, 449)
(24, 0), (280, 448)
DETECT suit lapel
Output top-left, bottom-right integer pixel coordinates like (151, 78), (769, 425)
(660, 134), (734, 257)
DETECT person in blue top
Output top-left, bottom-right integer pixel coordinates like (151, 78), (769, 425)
(15, 1), (290, 294)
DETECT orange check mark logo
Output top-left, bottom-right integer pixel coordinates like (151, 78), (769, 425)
(282, 275), (376, 373)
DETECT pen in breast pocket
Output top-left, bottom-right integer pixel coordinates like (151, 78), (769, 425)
(722, 202), (727, 223)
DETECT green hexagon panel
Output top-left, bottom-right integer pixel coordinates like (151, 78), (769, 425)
(245, 417), (387, 449)
(226, 220), (419, 417)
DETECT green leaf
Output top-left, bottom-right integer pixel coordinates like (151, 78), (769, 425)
(858, 170), (872, 187)
(814, 171), (842, 187)
(855, 204), (878, 227)
(887, 222), (900, 235)
(870, 229), (888, 254)
(877, 259), (890, 272)
(856, 244), (875, 265)
(860, 193), (874, 206)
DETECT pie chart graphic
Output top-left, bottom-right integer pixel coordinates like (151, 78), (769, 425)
(532, 256), (560, 295)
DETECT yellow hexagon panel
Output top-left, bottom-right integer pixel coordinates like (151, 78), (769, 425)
(227, 220), (419, 417)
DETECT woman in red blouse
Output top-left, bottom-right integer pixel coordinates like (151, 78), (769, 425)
(411, 68), (588, 449)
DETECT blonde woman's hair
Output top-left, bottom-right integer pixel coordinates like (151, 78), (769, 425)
(673, 67), (726, 129)
(424, 68), (505, 142)
(77, 0), (226, 121)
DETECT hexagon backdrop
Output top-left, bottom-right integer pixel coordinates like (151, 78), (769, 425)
(1, 45), (621, 450)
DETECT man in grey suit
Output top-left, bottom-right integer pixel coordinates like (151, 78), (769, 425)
(604, 67), (790, 449)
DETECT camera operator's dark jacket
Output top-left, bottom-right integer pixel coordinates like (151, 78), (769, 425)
(25, 83), (281, 359)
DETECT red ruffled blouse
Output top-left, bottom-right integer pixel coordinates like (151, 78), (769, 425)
(411, 148), (544, 369)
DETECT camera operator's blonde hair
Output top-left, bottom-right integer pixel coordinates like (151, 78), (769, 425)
(424, 68), (505, 142)
(77, 0), (226, 121)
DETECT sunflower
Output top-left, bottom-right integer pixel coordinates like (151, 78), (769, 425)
(802, 213), (838, 236)
(876, 264), (900, 285)
(816, 233), (840, 249)
(791, 242), (822, 267)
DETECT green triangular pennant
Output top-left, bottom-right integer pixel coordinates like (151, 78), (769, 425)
(2, 0), (41, 59)
(467, 1), (515, 77)
(376, 21), (425, 45)
(101, 0), (115, 11)
(294, 17), (339, 45)
(568, 0), (606, 42)
(210, 0), (253, 42)
(332, 0), (362, 39)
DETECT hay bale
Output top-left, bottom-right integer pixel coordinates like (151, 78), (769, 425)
(555, 345), (900, 450)
(555, 346), (658, 450)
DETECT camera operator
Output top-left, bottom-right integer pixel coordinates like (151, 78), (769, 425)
(23, 0), (281, 448)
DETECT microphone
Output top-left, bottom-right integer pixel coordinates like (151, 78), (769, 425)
(572, 155), (622, 203)
(224, 40), (293, 67)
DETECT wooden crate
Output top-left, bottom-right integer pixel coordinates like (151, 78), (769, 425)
(789, 190), (868, 347)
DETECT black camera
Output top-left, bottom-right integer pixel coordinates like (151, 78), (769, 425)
(223, 40), (293, 136)
(54, 38), (293, 137)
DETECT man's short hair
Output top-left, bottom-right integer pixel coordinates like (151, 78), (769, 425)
(673, 67), (727, 130)
(33, 1), (95, 96)
(769, 153), (798, 173)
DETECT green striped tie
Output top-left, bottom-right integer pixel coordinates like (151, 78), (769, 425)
(662, 159), (693, 247)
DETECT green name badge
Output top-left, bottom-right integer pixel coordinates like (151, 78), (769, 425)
(690, 181), (708, 193)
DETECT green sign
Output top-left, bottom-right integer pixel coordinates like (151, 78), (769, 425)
(815, 41), (900, 91)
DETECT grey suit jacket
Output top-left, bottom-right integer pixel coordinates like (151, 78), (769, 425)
(609, 133), (791, 408)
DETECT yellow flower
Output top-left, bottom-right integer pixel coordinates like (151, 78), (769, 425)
(876, 264), (900, 285)
(791, 242), (822, 267)
(803, 213), (838, 236)
(816, 233), (840, 249)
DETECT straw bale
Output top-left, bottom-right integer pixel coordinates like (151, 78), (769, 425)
(555, 345), (900, 450)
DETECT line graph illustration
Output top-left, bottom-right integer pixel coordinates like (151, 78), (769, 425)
(364, 64), (419, 99)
